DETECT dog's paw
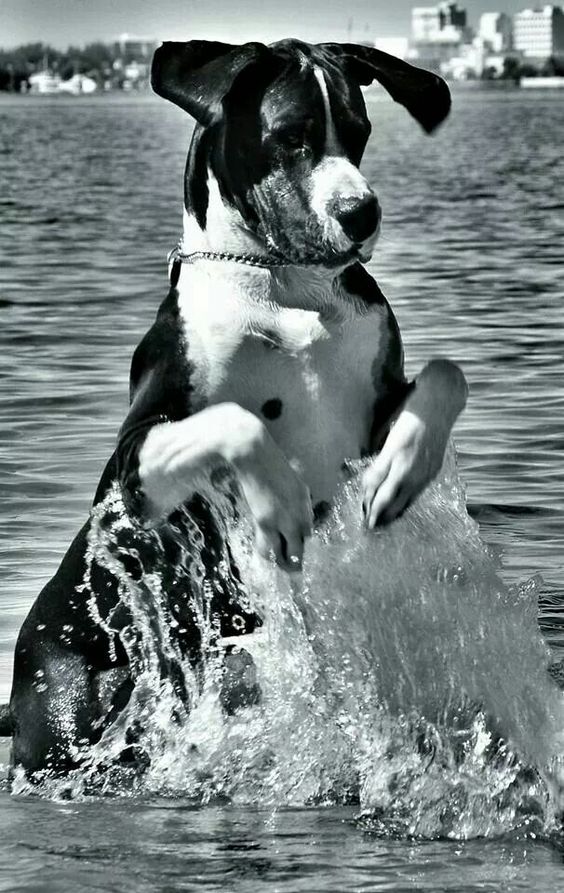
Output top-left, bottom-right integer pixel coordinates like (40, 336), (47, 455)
(231, 420), (313, 571)
(361, 410), (447, 528)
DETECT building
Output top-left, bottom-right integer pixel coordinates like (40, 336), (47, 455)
(411, 3), (469, 43)
(513, 5), (564, 60)
(409, 3), (472, 72)
(440, 41), (484, 78)
(112, 34), (157, 89)
(412, 6), (443, 41)
(115, 33), (157, 62)
(478, 12), (513, 52)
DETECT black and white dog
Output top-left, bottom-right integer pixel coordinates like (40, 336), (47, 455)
(8, 39), (467, 776)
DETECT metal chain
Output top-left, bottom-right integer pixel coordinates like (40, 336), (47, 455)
(169, 245), (292, 269)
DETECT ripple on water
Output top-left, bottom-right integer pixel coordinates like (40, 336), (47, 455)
(0, 87), (563, 887)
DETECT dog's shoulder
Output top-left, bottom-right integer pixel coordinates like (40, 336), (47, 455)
(116, 286), (200, 512)
(337, 262), (406, 383)
(338, 262), (387, 310)
(129, 287), (189, 400)
(338, 263), (413, 449)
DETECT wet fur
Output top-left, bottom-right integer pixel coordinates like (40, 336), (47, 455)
(7, 39), (450, 776)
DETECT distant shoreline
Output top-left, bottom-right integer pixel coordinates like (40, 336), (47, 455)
(1, 79), (563, 105)
(450, 77), (564, 91)
(0, 89), (161, 102)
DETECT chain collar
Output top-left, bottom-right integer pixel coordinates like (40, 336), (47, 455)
(168, 245), (293, 286)
(167, 244), (348, 286)
(171, 246), (290, 266)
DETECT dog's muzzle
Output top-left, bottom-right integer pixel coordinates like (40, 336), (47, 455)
(334, 194), (381, 245)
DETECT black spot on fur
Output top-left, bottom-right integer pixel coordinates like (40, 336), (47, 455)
(313, 500), (331, 523)
(339, 263), (386, 307)
(261, 398), (283, 420)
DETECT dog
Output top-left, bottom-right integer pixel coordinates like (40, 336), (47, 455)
(6, 39), (467, 777)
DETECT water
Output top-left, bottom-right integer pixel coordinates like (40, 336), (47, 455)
(0, 86), (563, 889)
(3, 800), (563, 893)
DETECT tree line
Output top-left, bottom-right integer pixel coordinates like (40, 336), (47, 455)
(1, 40), (562, 92)
(0, 41), (153, 91)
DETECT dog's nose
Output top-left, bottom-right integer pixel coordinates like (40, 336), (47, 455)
(336, 195), (380, 243)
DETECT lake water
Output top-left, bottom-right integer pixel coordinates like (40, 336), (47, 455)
(0, 86), (563, 890)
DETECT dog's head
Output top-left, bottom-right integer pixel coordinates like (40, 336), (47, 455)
(152, 39), (450, 266)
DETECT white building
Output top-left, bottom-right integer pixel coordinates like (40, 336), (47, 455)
(411, 3), (469, 43)
(441, 41), (484, 78)
(479, 12), (513, 52)
(116, 33), (157, 60)
(412, 6), (442, 41)
(409, 3), (472, 71)
(513, 5), (564, 59)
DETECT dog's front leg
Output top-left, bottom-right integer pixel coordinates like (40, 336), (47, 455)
(138, 403), (313, 571)
(361, 360), (467, 527)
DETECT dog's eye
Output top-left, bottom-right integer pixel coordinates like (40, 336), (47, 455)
(279, 128), (306, 149)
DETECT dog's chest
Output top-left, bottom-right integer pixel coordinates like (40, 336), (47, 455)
(180, 286), (383, 502)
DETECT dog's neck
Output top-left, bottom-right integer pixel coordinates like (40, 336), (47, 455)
(181, 174), (267, 259)
(178, 172), (346, 313)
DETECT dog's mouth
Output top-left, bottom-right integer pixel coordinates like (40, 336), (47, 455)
(262, 215), (380, 269)
(264, 235), (362, 269)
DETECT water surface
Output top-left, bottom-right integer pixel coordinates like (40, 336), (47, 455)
(0, 87), (563, 890)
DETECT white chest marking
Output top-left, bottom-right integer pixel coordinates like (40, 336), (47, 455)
(177, 268), (384, 503)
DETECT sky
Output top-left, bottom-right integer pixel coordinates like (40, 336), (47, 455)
(0, 0), (538, 50)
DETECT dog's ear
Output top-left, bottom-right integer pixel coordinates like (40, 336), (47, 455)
(151, 40), (267, 125)
(320, 43), (451, 133)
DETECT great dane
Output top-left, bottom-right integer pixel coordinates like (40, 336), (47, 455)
(6, 39), (467, 776)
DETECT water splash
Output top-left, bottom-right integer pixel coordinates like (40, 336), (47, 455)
(11, 447), (564, 838)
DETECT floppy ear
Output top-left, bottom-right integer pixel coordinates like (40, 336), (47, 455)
(151, 40), (268, 125)
(320, 43), (451, 133)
